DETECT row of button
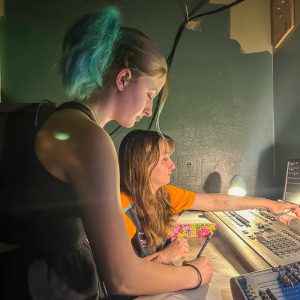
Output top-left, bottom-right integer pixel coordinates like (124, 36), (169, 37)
(259, 234), (300, 256)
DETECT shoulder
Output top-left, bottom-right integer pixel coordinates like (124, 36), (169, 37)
(163, 185), (196, 209)
(35, 108), (116, 182)
(164, 184), (195, 195)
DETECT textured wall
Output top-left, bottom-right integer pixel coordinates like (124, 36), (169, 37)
(0, 0), (4, 102)
(273, 1), (300, 197)
(2, 0), (274, 197)
(159, 3), (274, 197)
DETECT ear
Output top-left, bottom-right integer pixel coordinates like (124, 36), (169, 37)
(116, 68), (132, 91)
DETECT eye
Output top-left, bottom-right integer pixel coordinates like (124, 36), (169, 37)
(147, 93), (153, 101)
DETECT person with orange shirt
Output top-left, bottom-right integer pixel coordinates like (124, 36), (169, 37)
(119, 130), (300, 265)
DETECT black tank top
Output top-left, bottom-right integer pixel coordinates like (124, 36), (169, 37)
(0, 101), (108, 299)
(0, 101), (96, 249)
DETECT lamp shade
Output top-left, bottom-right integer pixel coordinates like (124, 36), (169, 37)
(228, 175), (246, 196)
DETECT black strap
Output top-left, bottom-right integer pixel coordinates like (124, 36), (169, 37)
(125, 204), (168, 257)
(56, 101), (96, 123)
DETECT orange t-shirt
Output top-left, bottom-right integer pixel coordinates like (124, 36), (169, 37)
(121, 185), (196, 239)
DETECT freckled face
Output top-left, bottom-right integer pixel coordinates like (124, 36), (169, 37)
(116, 75), (166, 128)
(149, 140), (175, 192)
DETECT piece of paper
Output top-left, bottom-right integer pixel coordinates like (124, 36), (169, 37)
(177, 211), (214, 224)
(136, 272), (232, 300)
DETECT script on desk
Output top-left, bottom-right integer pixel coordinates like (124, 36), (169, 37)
(136, 272), (231, 300)
(170, 210), (217, 238)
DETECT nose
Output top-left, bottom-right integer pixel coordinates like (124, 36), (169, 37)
(144, 101), (153, 117)
(169, 159), (176, 170)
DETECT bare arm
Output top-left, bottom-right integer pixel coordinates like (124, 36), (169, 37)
(144, 238), (189, 264)
(38, 111), (211, 296)
(189, 193), (300, 224)
(71, 128), (207, 294)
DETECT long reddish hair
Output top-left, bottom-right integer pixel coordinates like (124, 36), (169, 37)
(119, 130), (176, 246)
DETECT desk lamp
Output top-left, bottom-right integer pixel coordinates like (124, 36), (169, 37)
(228, 175), (246, 196)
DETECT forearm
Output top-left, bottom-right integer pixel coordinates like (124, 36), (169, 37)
(83, 206), (200, 295)
(72, 132), (203, 296)
(195, 193), (274, 212)
(111, 255), (201, 295)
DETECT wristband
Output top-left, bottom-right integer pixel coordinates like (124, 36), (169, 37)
(182, 262), (202, 289)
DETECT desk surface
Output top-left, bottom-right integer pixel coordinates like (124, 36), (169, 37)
(193, 235), (246, 299)
(186, 236), (246, 276)
(137, 235), (246, 300)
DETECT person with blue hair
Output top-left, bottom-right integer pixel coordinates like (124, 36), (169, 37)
(0, 6), (211, 300)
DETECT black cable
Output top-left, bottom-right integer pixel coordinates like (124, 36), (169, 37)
(111, 2), (209, 135)
(147, 0), (245, 130)
(167, 0), (209, 67)
(189, 0), (210, 17)
(110, 0), (245, 134)
(190, 0), (245, 21)
(111, 126), (126, 140)
(110, 124), (122, 137)
(148, 2), (209, 130)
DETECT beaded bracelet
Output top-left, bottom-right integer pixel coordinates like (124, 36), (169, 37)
(182, 262), (202, 289)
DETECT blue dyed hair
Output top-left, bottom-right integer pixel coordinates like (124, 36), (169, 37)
(60, 6), (168, 112)
(61, 7), (121, 100)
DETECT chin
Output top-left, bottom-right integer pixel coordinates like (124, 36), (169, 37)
(124, 121), (135, 128)
(117, 118), (135, 128)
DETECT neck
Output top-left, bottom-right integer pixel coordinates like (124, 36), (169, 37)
(83, 97), (114, 128)
(150, 183), (159, 195)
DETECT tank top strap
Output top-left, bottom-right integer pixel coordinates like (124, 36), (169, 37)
(56, 101), (96, 123)
(125, 205), (167, 257)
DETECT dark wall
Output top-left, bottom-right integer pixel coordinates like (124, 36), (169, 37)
(159, 6), (274, 197)
(2, 0), (275, 197)
(0, 12), (3, 101)
(274, 19), (300, 197)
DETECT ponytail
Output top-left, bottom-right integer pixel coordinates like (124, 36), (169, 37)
(61, 7), (121, 100)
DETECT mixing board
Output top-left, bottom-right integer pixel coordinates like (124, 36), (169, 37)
(205, 211), (300, 270)
(231, 261), (300, 300)
(207, 160), (300, 299)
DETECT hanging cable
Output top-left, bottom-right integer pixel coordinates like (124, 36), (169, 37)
(111, 1), (209, 138)
(109, 0), (245, 136)
(110, 126), (120, 136)
(110, 125), (126, 140)
(190, 0), (244, 21)
(148, 1), (209, 130)
(147, 0), (245, 130)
